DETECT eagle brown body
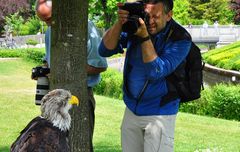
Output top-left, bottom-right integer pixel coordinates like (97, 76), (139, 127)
(11, 116), (69, 152)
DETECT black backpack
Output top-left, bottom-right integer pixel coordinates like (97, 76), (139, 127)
(161, 42), (204, 107)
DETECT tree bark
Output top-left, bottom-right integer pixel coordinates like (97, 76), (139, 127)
(51, 0), (90, 151)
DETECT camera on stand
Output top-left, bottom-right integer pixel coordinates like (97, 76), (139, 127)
(31, 65), (50, 105)
(120, 0), (149, 35)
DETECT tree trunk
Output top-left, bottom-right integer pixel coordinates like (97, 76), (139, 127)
(51, 0), (90, 151)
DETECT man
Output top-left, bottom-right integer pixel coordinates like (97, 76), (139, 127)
(36, 0), (108, 151)
(98, 0), (191, 151)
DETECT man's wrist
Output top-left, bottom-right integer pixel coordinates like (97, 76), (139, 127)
(139, 36), (150, 43)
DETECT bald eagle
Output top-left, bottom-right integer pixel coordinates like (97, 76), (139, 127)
(10, 89), (79, 152)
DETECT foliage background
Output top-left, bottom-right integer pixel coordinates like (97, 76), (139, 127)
(0, 0), (238, 36)
(0, 0), (30, 35)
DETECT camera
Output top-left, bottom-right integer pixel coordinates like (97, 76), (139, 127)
(120, 1), (149, 35)
(32, 66), (50, 105)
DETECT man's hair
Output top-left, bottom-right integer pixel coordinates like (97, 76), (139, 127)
(145, 0), (173, 13)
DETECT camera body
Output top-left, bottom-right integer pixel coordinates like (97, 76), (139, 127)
(32, 66), (50, 105)
(120, 1), (149, 35)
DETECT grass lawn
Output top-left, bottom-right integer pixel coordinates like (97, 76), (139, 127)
(0, 58), (239, 152)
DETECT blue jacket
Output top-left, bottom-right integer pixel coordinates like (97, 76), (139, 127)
(99, 19), (191, 116)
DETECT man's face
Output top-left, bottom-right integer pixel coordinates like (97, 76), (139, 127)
(144, 3), (172, 35)
(36, 0), (52, 25)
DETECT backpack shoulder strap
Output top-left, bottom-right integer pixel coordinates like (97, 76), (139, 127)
(160, 21), (192, 107)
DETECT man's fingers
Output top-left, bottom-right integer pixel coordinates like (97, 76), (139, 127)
(134, 18), (148, 37)
(117, 2), (130, 25)
(118, 9), (129, 16)
(118, 9), (129, 25)
(117, 2), (124, 7)
(139, 18), (144, 25)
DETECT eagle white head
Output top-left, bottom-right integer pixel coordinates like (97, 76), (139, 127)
(40, 89), (79, 132)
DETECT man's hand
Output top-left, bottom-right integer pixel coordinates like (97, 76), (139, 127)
(117, 3), (129, 26)
(102, 2), (128, 50)
(135, 18), (149, 38)
(36, 0), (52, 25)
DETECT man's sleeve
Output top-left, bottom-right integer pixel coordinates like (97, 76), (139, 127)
(98, 32), (128, 57)
(44, 27), (51, 66)
(144, 40), (191, 81)
(87, 21), (108, 68)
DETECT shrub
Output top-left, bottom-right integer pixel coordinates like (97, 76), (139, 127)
(0, 49), (24, 57)
(19, 16), (42, 35)
(207, 84), (240, 120)
(93, 69), (123, 100)
(26, 39), (38, 46)
(0, 0), (29, 35)
(25, 16), (42, 35)
(0, 48), (45, 64)
(180, 84), (240, 121)
(232, 59), (240, 70)
(5, 12), (24, 36)
(19, 24), (30, 35)
(189, 19), (205, 25)
(180, 88), (212, 115)
(22, 49), (45, 64)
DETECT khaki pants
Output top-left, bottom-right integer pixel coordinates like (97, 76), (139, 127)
(121, 108), (176, 152)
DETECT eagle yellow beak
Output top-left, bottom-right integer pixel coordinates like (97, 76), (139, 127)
(69, 95), (79, 106)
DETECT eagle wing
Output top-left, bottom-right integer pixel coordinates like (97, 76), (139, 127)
(10, 116), (69, 152)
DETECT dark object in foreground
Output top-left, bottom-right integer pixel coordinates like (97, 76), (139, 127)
(120, 1), (149, 35)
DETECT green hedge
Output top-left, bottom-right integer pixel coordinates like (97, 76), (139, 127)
(180, 84), (240, 121)
(0, 49), (24, 58)
(93, 68), (123, 100)
(26, 39), (38, 46)
(22, 49), (45, 64)
(95, 69), (240, 121)
(0, 48), (45, 64)
(203, 41), (240, 71)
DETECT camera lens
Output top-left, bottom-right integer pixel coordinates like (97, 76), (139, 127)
(35, 77), (49, 105)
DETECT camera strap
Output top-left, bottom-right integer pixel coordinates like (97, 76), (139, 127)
(136, 79), (149, 102)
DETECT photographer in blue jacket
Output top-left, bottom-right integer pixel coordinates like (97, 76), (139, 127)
(98, 0), (191, 151)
